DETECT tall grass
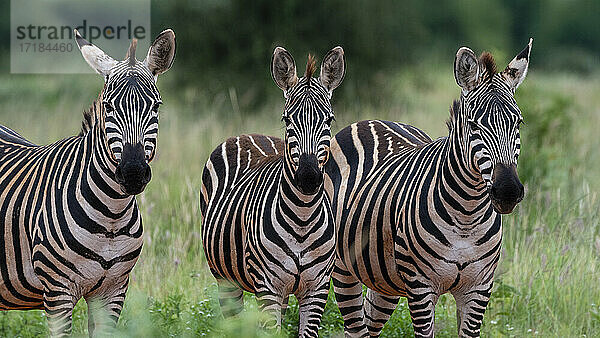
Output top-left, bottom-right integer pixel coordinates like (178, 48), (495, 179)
(0, 68), (598, 337)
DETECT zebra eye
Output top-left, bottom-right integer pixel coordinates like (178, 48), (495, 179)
(467, 120), (479, 130)
(152, 102), (162, 113)
(103, 102), (114, 114)
(281, 115), (291, 124)
(326, 115), (335, 124)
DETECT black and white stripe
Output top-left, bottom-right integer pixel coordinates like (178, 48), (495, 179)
(103, 64), (161, 163)
(324, 40), (532, 337)
(201, 47), (345, 337)
(0, 30), (175, 337)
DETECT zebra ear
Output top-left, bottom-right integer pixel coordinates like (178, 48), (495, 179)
(144, 29), (176, 76)
(320, 46), (345, 94)
(271, 47), (298, 93)
(74, 29), (116, 77)
(454, 47), (479, 91)
(503, 38), (532, 91)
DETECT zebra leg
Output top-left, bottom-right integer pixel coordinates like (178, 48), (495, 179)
(297, 280), (330, 337)
(406, 288), (438, 338)
(332, 262), (369, 337)
(43, 290), (76, 337)
(255, 286), (283, 331)
(364, 288), (400, 336)
(454, 284), (492, 338)
(217, 278), (244, 317)
(86, 276), (129, 337)
(86, 296), (123, 337)
(281, 294), (289, 319)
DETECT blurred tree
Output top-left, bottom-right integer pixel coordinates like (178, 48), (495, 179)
(0, 0), (597, 101)
(149, 0), (598, 89)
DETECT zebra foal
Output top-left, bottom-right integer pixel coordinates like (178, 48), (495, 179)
(325, 40), (532, 337)
(0, 30), (175, 336)
(201, 46), (345, 336)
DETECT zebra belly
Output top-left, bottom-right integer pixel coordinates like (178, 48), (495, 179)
(230, 198), (336, 297)
(337, 223), (406, 296)
(295, 242), (336, 299)
(204, 215), (335, 297)
(0, 205), (44, 309)
(394, 230), (502, 296)
(245, 233), (335, 298)
(245, 243), (299, 295)
(0, 241), (44, 310)
(31, 230), (142, 300)
(334, 206), (407, 297)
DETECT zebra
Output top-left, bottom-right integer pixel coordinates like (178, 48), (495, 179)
(324, 39), (532, 337)
(200, 46), (345, 336)
(0, 29), (175, 336)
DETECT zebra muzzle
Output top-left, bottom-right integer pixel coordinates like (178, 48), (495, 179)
(489, 163), (524, 214)
(115, 143), (152, 195)
(295, 153), (323, 195)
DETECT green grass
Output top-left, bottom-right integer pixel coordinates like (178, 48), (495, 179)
(0, 67), (598, 337)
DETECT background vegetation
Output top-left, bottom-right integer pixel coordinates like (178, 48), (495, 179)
(0, 0), (599, 336)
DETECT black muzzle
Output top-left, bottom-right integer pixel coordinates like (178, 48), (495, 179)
(489, 163), (524, 214)
(295, 153), (323, 195)
(115, 143), (152, 195)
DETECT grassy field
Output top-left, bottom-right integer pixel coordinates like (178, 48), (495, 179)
(0, 64), (598, 337)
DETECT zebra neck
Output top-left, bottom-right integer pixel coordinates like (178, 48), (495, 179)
(438, 114), (493, 227)
(279, 159), (324, 226)
(82, 120), (136, 216)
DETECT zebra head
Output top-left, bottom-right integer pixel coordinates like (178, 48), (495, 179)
(75, 29), (176, 195)
(454, 39), (532, 214)
(271, 47), (345, 195)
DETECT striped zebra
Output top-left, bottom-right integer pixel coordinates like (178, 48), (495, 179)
(201, 46), (345, 336)
(325, 40), (532, 337)
(0, 30), (175, 336)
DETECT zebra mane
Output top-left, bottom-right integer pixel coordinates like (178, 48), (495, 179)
(125, 39), (138, 66)
(479, 52), (497, 78)
(305, 54), (316, 87)
(446, 99), (460, 132)
(79, 88), (105, 136)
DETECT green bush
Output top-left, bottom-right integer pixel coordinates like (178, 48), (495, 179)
(517, 84), (575, 190)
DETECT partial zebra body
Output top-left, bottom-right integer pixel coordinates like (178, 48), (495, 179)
(0, 29), (175, 337)
(201, 46), (346, 337)
(326, 120), (500, 336)
(201, 134), (335, 334)
(0, 122), (141, 319)
(325, 40), (532, 337)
